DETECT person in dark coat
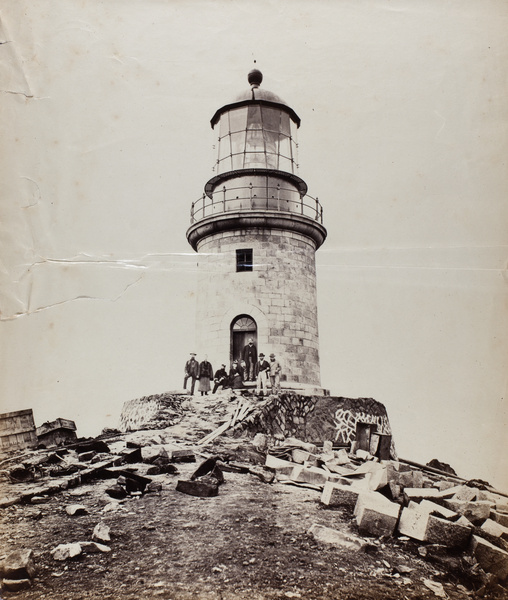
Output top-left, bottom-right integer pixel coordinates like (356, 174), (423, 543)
(242, 338), (257, 381)
(198, 355), (213, 396)
(229, 359), (244, 389)
(183, 353), (199, 395)
(212, 364), (228, 393)
(254, 353), (270, 396)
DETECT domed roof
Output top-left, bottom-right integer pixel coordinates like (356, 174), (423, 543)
(233, 69), (288, 104)
(210, 69), (300, 128)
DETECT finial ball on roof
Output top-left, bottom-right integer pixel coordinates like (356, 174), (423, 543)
(248, 69), (263, 87)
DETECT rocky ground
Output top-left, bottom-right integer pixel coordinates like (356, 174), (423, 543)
(0, 391), (507, 600)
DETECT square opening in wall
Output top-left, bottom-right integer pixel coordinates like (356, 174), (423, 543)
(236, 248), (253, 272)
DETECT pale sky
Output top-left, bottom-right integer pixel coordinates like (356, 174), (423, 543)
(1, 0), (507, 488)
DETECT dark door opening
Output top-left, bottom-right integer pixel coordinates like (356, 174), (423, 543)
(231, 315), (257, 363)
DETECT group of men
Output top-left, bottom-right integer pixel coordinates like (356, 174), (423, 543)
(183, 338), (282, 396)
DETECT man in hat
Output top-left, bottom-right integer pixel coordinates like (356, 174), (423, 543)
(254, 353), (270, 396)
(183, 352), (199, 395)
(242, 337), (257, 381)
(212, 363), (229, 393)
(269, 353), (282, 394)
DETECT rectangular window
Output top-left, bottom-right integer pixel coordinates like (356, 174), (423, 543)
(236, 248), (253, 272)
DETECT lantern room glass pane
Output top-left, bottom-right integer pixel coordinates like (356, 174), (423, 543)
(261, 106), (281, 133)
(231, 131), (246, 156)
(229, 107), (247, 133)
(280, 113), (291, 136)
(219, 114), (229, 138)
(231, 153), (244, 170)
(218, 135), (231, 161)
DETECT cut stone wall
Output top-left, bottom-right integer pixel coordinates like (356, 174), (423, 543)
(195, 228), (321, 385)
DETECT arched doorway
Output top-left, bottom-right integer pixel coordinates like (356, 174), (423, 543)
(231, 315), (257, 362)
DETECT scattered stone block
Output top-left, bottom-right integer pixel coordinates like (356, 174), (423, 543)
(92, 522), (111, 543)
(145, 481), (163, 493)
(170, 448), (196, 463)
(77, 451), (96, 462)
(367, 466), (388, 492)
(51, 543), (82, 561)
(308, 523), (365, 550)
(79, 541), (111, 554)
(356, 449), (373, 461)
(398, 506), (429, 541)
(492, 509), (508, 528)
(482, 519), (508, 541)
(2, 578), (31, 591)
(285, 438), (317, 454)
(403, 488), (441, 504)
(30, 496), (49, 505)
(248, 466), (275, 484)
(75, 440), (110, 453)
(176, 480), (218, 498)
(425, 515), (472, 548)
(453, 486), (478, 502)
(141, 445), (170, 463)
(119, 447), (142, 463)
(290, 465), (330, 486)
(418, 499), (458, 520)
(292, 448), (312, 464)
(0, 549), (36, 579)
(470, 535), (508, 580)
(321, 481), (362, 508)
(265, 454), (294, 471)
(65, 504), (88, 516)
(436, 480), (458, 492)
(355, 492), (401, 537)
(105, 485), (127, 500)
(398, 505), (472, 548)
(444, 500), (491, 524)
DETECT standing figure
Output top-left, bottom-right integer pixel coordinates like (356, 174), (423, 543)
(198, 355), (213, 396)
(229, 359), (244, 389)
(212, 364), (228, 393)
(254, 353), (270, 396)
(183, 353), (199, 395)
(269, 353), (282, 394)
(242, 338), (257, 381)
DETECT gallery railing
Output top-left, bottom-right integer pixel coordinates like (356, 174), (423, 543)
(190, 182), (323, 225)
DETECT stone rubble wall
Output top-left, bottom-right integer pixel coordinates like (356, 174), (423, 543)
(233, 394), (396, 457)
(120, 394), (184, 432)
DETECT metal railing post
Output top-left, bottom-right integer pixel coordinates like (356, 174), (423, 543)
(222, 186), (226, 213)
(277, 183), (280, 211)
(249, 183), (253, 210)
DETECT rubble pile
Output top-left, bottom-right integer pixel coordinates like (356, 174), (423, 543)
(262, 437), (508, 588)
(1, 392), (507, 598)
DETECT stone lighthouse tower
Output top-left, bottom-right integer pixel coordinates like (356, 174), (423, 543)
(187, 70), (326, 387)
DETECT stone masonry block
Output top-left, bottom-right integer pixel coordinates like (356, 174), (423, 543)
(492, 509), (508, 528)
(482, 519), (508, 541)
(425, 514), (472, 548)
(308, 523), (365, 551)
(355, 492), (401, 537)
(403, 488), (441, 504)
(452, 486), (479, 502)
(470, 535), (508, 580)
(0, 549), (36, 580)
(399, 505), (471, 548)
(321, 481), (362, 508)
(443, 500), (492, 524)
(398, 506), (429, 541)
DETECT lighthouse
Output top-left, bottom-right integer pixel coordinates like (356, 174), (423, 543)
(187, 70), (326, 387)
